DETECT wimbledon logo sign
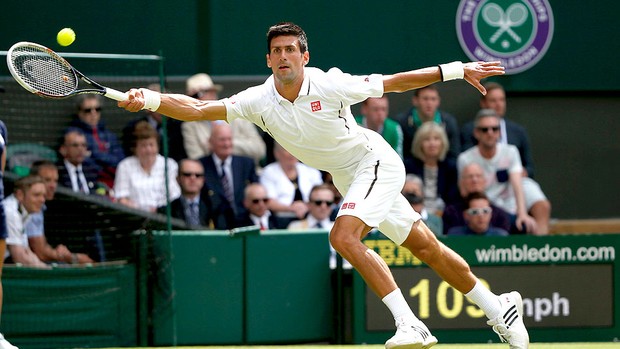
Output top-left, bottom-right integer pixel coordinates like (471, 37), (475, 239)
(456, 0), (554, 74)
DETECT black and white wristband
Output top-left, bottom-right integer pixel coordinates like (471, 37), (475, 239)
(438, 61), (464, 81)
(140, 88), (161, 112)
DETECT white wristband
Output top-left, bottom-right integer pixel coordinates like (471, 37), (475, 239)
(438, 61), (464, 81)
(140, 88), (161, 112)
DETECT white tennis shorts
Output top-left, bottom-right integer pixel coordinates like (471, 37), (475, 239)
(332, 142), (421, 245)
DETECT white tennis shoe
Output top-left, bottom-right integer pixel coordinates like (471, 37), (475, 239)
(0, 333), (18, 349)
(487, 291), (529, 349)
(385, 316), (437, 349)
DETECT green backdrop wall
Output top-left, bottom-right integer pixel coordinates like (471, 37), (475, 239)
(1, 1), (619, 91)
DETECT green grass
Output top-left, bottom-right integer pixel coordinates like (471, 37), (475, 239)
(99, 343), (620, 349)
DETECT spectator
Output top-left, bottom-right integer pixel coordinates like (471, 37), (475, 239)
(114, 121), (181, 212)
(447, 192), (509, 236)
(159, 159), (214, 229)
(69, 94), (125, 188)
(355, 96), (403, 158)
(461, 82), (535, 178)
(122, 83), (187, 161)
(182, 73), (266, 165)
(288, 184), (335, 230)
(405, 121), (458, 215)
(396, 85), (461, 162)
(199, 122), (258, 230)
(0, 112), (18, 348)
(57, 128), (102, 195)
(443, 162), (511, 235)
(401, 174), (443, 236)
(3, 176), (48, 268)
(28, 162), (94, 264)
(237, 183), (284, 229)
(457, 109), (550, 235)
(260, 142), (323, 226)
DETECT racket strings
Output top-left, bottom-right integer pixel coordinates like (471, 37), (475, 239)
(9, 46), (77, 97)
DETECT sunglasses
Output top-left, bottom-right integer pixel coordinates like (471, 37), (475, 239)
(80, 107), (102, 113)
(251, 198), (270, 204)
(312, 200), (334, 206)
(191, 90), (216, 99)
(466, 207), (492, 216)
(180, 172), (204, 178)
(476, 126), (500, 133)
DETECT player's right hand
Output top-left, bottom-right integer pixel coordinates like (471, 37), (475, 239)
(118, 88), (146, 112)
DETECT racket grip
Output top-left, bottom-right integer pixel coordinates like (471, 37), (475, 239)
(104, 88), (129, 101)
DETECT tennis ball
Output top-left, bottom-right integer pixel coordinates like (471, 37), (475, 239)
(57, 28), (76, 47)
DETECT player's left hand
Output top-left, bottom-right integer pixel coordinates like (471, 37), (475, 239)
(463, 61), (505, 95)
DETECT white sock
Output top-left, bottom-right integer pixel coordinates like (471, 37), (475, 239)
(465, 280), (502, 319)
(382, 288), (418, 321)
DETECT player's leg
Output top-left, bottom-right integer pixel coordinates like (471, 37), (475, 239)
(400, 215), (529, 349)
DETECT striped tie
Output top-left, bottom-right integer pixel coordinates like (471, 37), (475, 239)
(220, 167), (235, 209)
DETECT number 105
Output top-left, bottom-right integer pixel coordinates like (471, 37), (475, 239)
(409, 278), (490, 319)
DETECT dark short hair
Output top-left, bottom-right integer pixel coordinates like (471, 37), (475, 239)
(464, 191), (490, 208)
(30, 159), (57, 176)
(266, 22), (308, 53)
(413, 84), (438, 97)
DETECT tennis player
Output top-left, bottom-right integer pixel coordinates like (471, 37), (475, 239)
(119, 22), (528, 349)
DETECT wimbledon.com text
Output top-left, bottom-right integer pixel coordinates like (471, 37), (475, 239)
(475, 244), (615, 263)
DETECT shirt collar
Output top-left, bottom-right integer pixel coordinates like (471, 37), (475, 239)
(270, 69), (311, 104)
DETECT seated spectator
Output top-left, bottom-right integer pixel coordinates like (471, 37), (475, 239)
(401, 174), (443, 236)
(69, 94), (125, 188)
(461, 82), (536, 178)
(396, 85), (460, 162)
(237, 183), (285, 229)
(355, 95), (404, 158)
(260, 142), (323, 226)
(288, 184), (335, 230)
(404, 121), (458, 215)
(28, 163), (94, 264)
(159, 159), (214, 229)
(57, 128), (102, 195)
(114, 121), (181, 212)
(122, 83), (187, 161)
(289, 184), (352, 269)
(447, 192), (509, 237)
(182, 73), (266, 165)
(443, 162), (511, 235)
(3, 176), (49, 268)
(199, 122), (258, 230)
(457, 109), (550, 235)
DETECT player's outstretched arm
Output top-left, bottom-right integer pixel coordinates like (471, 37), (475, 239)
(117, 88), (227, 122)
(383, 61), (504, 95)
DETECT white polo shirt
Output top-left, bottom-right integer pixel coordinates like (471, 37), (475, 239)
(224, 67), (384, 173)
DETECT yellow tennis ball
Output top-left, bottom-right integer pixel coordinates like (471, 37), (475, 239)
(57, 28), (76, 47)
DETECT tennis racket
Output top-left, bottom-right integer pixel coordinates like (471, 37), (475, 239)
(6, 41), (128, 101)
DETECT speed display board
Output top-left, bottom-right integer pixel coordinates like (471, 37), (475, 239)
(353, 234), (619, 343)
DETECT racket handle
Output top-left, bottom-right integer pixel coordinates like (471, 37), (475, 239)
(104, 88), (129, 101)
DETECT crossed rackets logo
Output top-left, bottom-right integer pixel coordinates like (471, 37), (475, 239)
(482, 2), (528, 46)
(456, 0), (554, 74)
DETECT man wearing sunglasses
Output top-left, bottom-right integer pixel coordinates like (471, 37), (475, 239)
(446, 192), (509, 236)
(238, 183), (285, 230)
(160, 159), (214, 229)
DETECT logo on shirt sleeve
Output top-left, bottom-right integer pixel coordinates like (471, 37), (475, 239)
(310, 101), (322, 112)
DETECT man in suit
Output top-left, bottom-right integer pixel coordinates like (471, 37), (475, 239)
(237, 183), (284, 229)
(460, 82), (536, 178)
(396, 85), (461, 162)
(57, 128), (101, 195)
(160, 159), (213, 229)
(199, 122), (258, 229)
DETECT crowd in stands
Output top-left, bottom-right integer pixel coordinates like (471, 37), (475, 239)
(1, 77), (553, 269)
